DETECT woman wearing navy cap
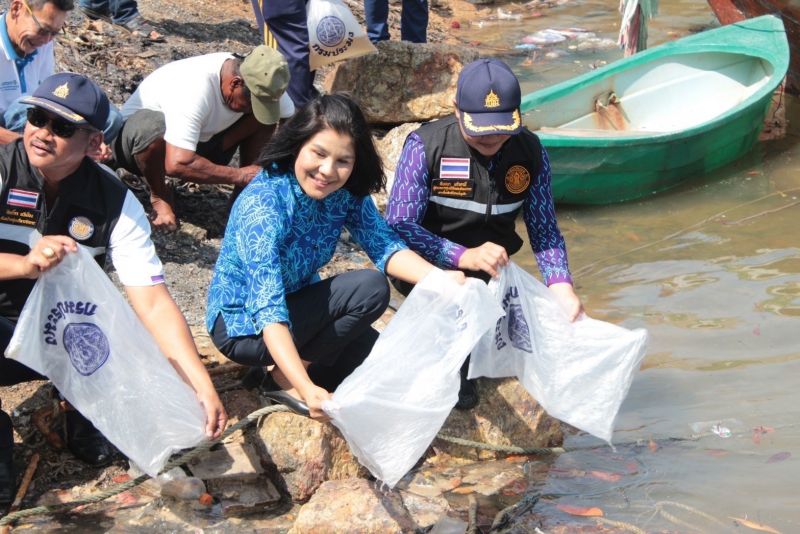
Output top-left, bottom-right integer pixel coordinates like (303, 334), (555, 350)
(386, 58), (583, 409)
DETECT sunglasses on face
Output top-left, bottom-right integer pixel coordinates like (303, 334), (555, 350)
(22, 0), (62, 38)
(26, 107), (91, 138)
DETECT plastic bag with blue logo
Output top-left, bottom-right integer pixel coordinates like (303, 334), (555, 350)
(307, 0), (377, 70)
(323, 269), (503, 488)
(470, 262), (648, 444)
(6, 245), (207, 476)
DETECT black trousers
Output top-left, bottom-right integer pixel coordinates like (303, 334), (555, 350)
(211, 269), (390, 392)
(0, 316), (45, 447)
(251, 0), (318, 108)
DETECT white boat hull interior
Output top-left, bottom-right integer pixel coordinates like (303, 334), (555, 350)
(527, 52), (773, 136)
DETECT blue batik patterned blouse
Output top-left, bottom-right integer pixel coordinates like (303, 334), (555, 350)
(206, 167), (407, 338)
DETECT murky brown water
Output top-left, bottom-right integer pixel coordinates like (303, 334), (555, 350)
(491, 1), (800, 530)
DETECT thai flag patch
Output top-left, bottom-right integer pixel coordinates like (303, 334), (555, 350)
(7, 188), (39, 209)
(439, 157), (470, 180)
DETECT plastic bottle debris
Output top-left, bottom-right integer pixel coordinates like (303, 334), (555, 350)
(128, 464), (207, 500)
(497, 7), (522, 21)
(690, 418), (744, 439)
(157, 467), (207, 500)
(522, 29), (567, 45)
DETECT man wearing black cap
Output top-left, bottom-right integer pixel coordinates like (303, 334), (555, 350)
(386, 58), (583, 409)
(114, 45), (294, 231)
(0, 73), (227, 506)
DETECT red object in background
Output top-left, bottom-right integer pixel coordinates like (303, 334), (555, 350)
(707, 0), (800, 94)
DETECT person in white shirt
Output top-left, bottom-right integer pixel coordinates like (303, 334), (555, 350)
(114, 45), (294, 231)
(0, 74), (227, 502)
(0, 0), (123, 157)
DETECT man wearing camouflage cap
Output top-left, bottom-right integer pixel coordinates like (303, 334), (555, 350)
(114, 45), (294, 231)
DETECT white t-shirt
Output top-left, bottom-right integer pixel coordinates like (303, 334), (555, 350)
(121, 52), (294, 152)
(0, 17), (54, 113)
(108, 188), (165, 287)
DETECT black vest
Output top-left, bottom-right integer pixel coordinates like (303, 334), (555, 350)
(0, 140), (127, 320)
(415, 115), (542, 257)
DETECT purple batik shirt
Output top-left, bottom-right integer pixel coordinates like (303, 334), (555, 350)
(385, 132), (573, 286)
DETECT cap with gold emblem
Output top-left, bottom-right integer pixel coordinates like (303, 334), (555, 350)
(455, 58), (522, 137)
(21, 72), (110, 131)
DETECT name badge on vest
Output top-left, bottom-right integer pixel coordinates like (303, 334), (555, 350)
(0, 188), (40, 227)
(433, 157), (474, 199)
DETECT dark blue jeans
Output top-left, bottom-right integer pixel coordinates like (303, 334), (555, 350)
(251, 0), (318, 108)
(79, 0), (140, 24)
(364, 0), (428, 43)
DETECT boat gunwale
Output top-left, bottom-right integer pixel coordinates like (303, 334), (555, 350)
(521, 15), (789, 148)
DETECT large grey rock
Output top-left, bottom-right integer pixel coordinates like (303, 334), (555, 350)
(324, 41), (478, 124)
(376, 122), (423, 198)
(256, 412), (367, 502)
(436, 378), (563, 460)
(289, 478), (450, 534)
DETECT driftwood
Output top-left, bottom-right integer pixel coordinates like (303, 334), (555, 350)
(0, 452), (41, 534)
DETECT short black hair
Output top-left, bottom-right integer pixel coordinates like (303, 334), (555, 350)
(258, 93), (385, 197)
(28, 0), (74, 11)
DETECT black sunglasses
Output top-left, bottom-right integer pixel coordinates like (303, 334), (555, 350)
(26, 107), (92, 138)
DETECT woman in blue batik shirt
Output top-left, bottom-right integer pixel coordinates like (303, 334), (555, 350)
(206, 94), (464, 421)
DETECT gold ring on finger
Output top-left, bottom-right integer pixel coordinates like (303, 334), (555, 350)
(42, 246), (55, 259)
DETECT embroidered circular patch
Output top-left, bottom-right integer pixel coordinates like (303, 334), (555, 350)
(317, 16), (346, 47)
(505, 165), (531, 194)
(63, 322), (110, 376)
(68, 216), (94, 241)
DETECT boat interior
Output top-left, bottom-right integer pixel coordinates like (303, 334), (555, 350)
(526, 51), (773, 136)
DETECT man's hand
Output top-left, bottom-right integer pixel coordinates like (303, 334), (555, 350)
(23, 236), (78, 278)
(149, 197), (178, 232)
(237, 165), (261, 188)
(548, 282), (584, 322)
(89, 142), (114, 163)
(196, 387), (228, 438)
(458, 242), (509, 278)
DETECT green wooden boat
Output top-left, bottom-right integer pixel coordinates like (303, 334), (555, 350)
(521, 15), (789, 205)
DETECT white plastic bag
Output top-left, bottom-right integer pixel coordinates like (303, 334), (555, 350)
(471, 262), (647, 443)
(307, 0), (377, 70)
(6, 246), (207, 476)
(324, 269), (502, 487)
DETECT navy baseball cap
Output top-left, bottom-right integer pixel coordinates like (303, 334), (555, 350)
(456, 59), (522, 137)
(21, 73), (110, 131)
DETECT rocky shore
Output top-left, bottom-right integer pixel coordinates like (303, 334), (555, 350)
(0, 0), (571, 531)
